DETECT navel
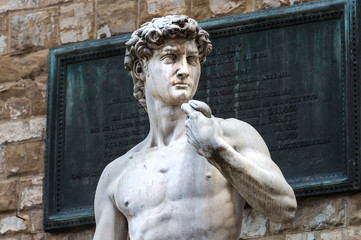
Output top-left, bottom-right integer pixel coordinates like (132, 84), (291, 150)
(205, 172), (212, 180)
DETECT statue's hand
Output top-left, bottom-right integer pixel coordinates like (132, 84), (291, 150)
(181, 100), (225, 158)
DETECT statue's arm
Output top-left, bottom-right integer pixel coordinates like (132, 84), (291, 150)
(214, 119), (296, 222)
(182, 102), (297, 223)
(93, 166), (128, 240)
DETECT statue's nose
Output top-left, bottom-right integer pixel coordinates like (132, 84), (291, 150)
(176, 58), (190, 79)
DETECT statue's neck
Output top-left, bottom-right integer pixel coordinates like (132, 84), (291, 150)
(145, 97), (187, 148)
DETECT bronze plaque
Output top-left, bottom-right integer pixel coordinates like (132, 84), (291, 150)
(45, 0), (360, 230)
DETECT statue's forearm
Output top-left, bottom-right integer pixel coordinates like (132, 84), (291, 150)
(206, 140), (297, 223)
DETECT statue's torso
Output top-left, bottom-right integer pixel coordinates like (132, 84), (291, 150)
(113, 138), (245, 240)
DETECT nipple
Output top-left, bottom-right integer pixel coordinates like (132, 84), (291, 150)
(159, 167), (168, 173)
(124, 199), (129, 207)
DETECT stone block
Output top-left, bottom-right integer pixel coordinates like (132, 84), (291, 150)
(348, 227), (361, 240)
(256, 235), (285, 240)
(4, 98), (32, 120)
(0, 117), (45, 144)
(255, 0), (289, 10)
(0, 1), (38, 14)
(240, 208), (268, 239)
(0, 81), (27, 102)
(286, 232), (320, 240)
(43, 233), (77, 240)
(270, 196), (346, 234)
(139, 0), (191, 25)
(18, 177), (43, 210)
(0, 80), (46, 120)
(20, 50), (49, 80)
(0, 14), (8, 54)
(0, 145), (5, 177)
(5, 142), (44, 177)
(192, 0), (212, 21)
(0, 215), (28, 234)
(320, 230), (347, 240)
(96, 0), (137, 36)
(76, 228), (95, 240)
(347, 193), (361, 226)
(29, 209), (43, 232)
(59, 2), (94, 44)
(33, 232), (54, 240)
(0, 179), (17, 212)
(10, 9), (58, 54)
(0, 56), (21, 82)
(209, 0), (252, 17)
(39, 0), (71, 8)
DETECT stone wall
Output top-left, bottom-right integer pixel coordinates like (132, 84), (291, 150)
(0, 0), (359, 239)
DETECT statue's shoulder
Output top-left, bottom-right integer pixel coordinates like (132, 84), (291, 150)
(219, 117), (257, 136)
(219, 117), (269, 154)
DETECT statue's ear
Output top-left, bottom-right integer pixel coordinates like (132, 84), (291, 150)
(133, 59), (146, 81)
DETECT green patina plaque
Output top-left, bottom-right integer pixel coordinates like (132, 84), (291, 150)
(45, 0), (360, 230)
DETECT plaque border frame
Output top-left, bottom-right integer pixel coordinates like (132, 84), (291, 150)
(44, 34), (131, 230)
(44, 0), (360, 230)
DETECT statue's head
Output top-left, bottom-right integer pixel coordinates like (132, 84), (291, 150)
(125, 15), (212, 110)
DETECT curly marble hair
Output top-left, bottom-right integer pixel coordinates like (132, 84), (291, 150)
(124, 15), (212, 110)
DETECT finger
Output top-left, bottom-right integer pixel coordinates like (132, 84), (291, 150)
(188, 100), (212, 118)
(181, 103), (198, 117)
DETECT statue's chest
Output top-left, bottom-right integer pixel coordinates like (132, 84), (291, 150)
(114, 146), (228, 218)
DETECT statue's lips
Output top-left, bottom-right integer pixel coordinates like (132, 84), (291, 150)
(174, 82), (188, 89)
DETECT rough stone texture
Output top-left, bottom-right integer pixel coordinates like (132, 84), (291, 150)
(0, 215), (28, 234)
(192, 0), (212, 20)
(0, 179), (17, 212)
(320, 230), (347, 240)
(209, 0), (253, 17)
(348, 227), (361, 240)
(240, 208), (268, 239)
(285, 232), (321, 240)
(10, 9), (58, 54)
(0, 145), (5, 177)
(0, 117), (46, 144)
(0, 1), (38, 14)
(348, 192), (361, 226)
(18, 177), (43, 210)
(5, 142), (44, 177)
(256, 235), (285, 240)
(39, 0), (71, 8)
(59, 2), (94, 44)
(139, 0), (191, 25)
(0, 14), (8, 55)
(20, 50), (49, 80)
(270, 196), (346, 234)
(96, 0), (137, 36)
(0, 56), (21, 82)
(0, 80), (46, 120)
(255, 0), (289, 10)
(29, 209), (43, 233)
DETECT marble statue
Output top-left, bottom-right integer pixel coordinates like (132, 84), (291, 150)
(93, 15), (297, 240)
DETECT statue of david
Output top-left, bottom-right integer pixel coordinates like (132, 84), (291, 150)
(94, 15), (297, 240)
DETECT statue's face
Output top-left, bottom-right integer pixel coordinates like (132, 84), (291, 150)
(144, 38), (201, 105)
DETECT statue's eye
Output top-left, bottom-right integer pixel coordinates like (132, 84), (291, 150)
(187, 56), (198, 65)
(161, 54), (176, 63)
